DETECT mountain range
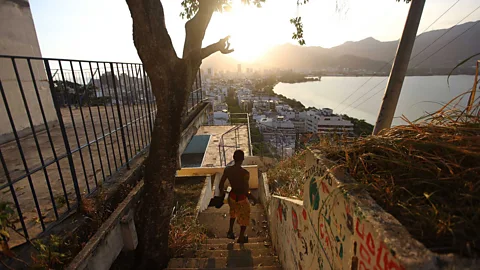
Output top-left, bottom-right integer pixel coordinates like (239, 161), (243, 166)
(202, 20), (479, 74)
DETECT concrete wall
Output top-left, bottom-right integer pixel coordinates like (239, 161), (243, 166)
(0, 0), (57, 143)
(195, 175), (213, 217)
(67, 181), (144, 270)
(265, 149), (477, 270)
(177, 165), (259, 189)
(258, 172), (271, 208)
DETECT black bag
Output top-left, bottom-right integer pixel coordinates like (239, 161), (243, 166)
(208, 196), (224, 208)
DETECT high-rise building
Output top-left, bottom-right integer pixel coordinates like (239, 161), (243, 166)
(237, 64), (242, 73)
(207, 68), (212, 76)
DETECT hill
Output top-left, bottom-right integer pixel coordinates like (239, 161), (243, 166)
(330, 20), (479, 69)
(202, 20), (479, 74)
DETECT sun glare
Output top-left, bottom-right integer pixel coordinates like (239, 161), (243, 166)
(207, 1), (292, 62)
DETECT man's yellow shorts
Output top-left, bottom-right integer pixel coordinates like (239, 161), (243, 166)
(228, 197), (251, 226)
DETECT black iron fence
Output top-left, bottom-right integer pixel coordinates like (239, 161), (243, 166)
(0, 55), (203, 244)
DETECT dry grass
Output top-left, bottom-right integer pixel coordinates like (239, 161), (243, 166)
(267, 150), (307, 200)
(169, 177), (207, 257)
(268, 90), (480, 257)
(169, 206), (207, 257)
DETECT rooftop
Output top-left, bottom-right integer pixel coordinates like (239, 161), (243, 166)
(193, 125), (250, 167)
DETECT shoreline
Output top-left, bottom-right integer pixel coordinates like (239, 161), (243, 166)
(280, 74), (474, 80)
(257, 81), (375, 135)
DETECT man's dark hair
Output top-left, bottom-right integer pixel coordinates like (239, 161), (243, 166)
(233, 150), (245, 163)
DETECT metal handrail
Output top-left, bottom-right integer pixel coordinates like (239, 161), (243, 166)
(217, 112), (253, 166)
(218, 125), (244, 166)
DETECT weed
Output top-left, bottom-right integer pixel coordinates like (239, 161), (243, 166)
(169, 206), (207, 257)
(54, 195), (67, 209)
(267, 150), (307, 199)
(31, 235), (70, 269)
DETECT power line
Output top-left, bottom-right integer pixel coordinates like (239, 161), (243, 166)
(344, 76), (480, 116)
(344, 80), (479, 116)
(412, 20), (480, 69)
(410, 3), (480, 67)
(340, 2), (479, 114)
(333, 67), (389, 113)
(338, 78), (387, 114)
(343, 82), (386, 115)
(333, 0), (462, 112)
(419, 0), (461, 34)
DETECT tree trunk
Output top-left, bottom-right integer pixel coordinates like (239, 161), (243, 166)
(126, 0), (224, 267)
(135, 68), (192, 268)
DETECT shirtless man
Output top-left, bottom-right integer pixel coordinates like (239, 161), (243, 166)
(219, 150), (255, 243)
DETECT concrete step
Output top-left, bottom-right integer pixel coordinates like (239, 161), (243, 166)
(202, 204), (265, 214)
(198, 209), (270, 239)
(200, 242), (273, 251)
(184, 248), (276, 258)
(167, 256), (280, 269)
(166, 267), (282, 270)
(205, 237), (268, 245)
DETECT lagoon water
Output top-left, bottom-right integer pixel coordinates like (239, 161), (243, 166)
(273, 75), (476, 125)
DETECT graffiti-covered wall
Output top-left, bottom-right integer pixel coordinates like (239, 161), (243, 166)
(265, 149), (466, 270)
(268, 196), (321, 270)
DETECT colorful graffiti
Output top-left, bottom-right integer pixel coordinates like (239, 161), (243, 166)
(356, 219), (405, 270)
(267, 150), (406, 270)
(309, 177), (320, 210)
(292, 209), (299, 231)
(269, 197), (323, 270)
(277, 200), (287, 223)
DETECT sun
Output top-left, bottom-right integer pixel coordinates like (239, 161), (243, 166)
(206, 1), (290, 63)
(228, 35), (269, 62)
(222, 3), (268, 62)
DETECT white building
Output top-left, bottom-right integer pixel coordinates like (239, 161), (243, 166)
(257, 117), (296, 140)
(306, 108), (353, 134)
(213, 110), (229, 125)
(290, 117), (306, 133)
(214, 102), (228, 111)
(236, 88), (253, 107)
(275, 104), (297, 120)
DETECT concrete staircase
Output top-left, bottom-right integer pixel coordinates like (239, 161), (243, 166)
(166, 204), (282, 270)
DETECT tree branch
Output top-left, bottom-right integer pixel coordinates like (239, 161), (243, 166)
(182, 0), (217, 59)
(126, 0), (178, 67)
(201, 36), (234, 59)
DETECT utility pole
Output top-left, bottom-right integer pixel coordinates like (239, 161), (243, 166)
(373, 0), (426, 135)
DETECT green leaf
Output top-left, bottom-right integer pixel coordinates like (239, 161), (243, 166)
(0, 229), (10, 239)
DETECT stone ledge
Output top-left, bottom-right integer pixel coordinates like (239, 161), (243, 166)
(264, 148), (478, 270)
(67, 181), (144, 270)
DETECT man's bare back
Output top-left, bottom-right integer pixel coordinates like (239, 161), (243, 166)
(222, 165), (249, 196)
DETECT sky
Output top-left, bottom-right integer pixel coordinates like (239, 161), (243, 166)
(30, 0), (480, 63)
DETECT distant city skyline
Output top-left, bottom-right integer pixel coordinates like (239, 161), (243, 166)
(30, 0), (480, 63)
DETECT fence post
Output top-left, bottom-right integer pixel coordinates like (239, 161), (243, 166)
(218, 144), (222, 167)
(198, 71), (203, 101)
(142, 68), (154, 134)
(44, 60), (82, 204)
(247, 114), (252, 156)
(110, 63), (130, 170)
(196, 89), (199, 107)
(191, 90), (194, 111)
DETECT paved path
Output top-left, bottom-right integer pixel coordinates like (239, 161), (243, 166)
(194, 125), (250, 167)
